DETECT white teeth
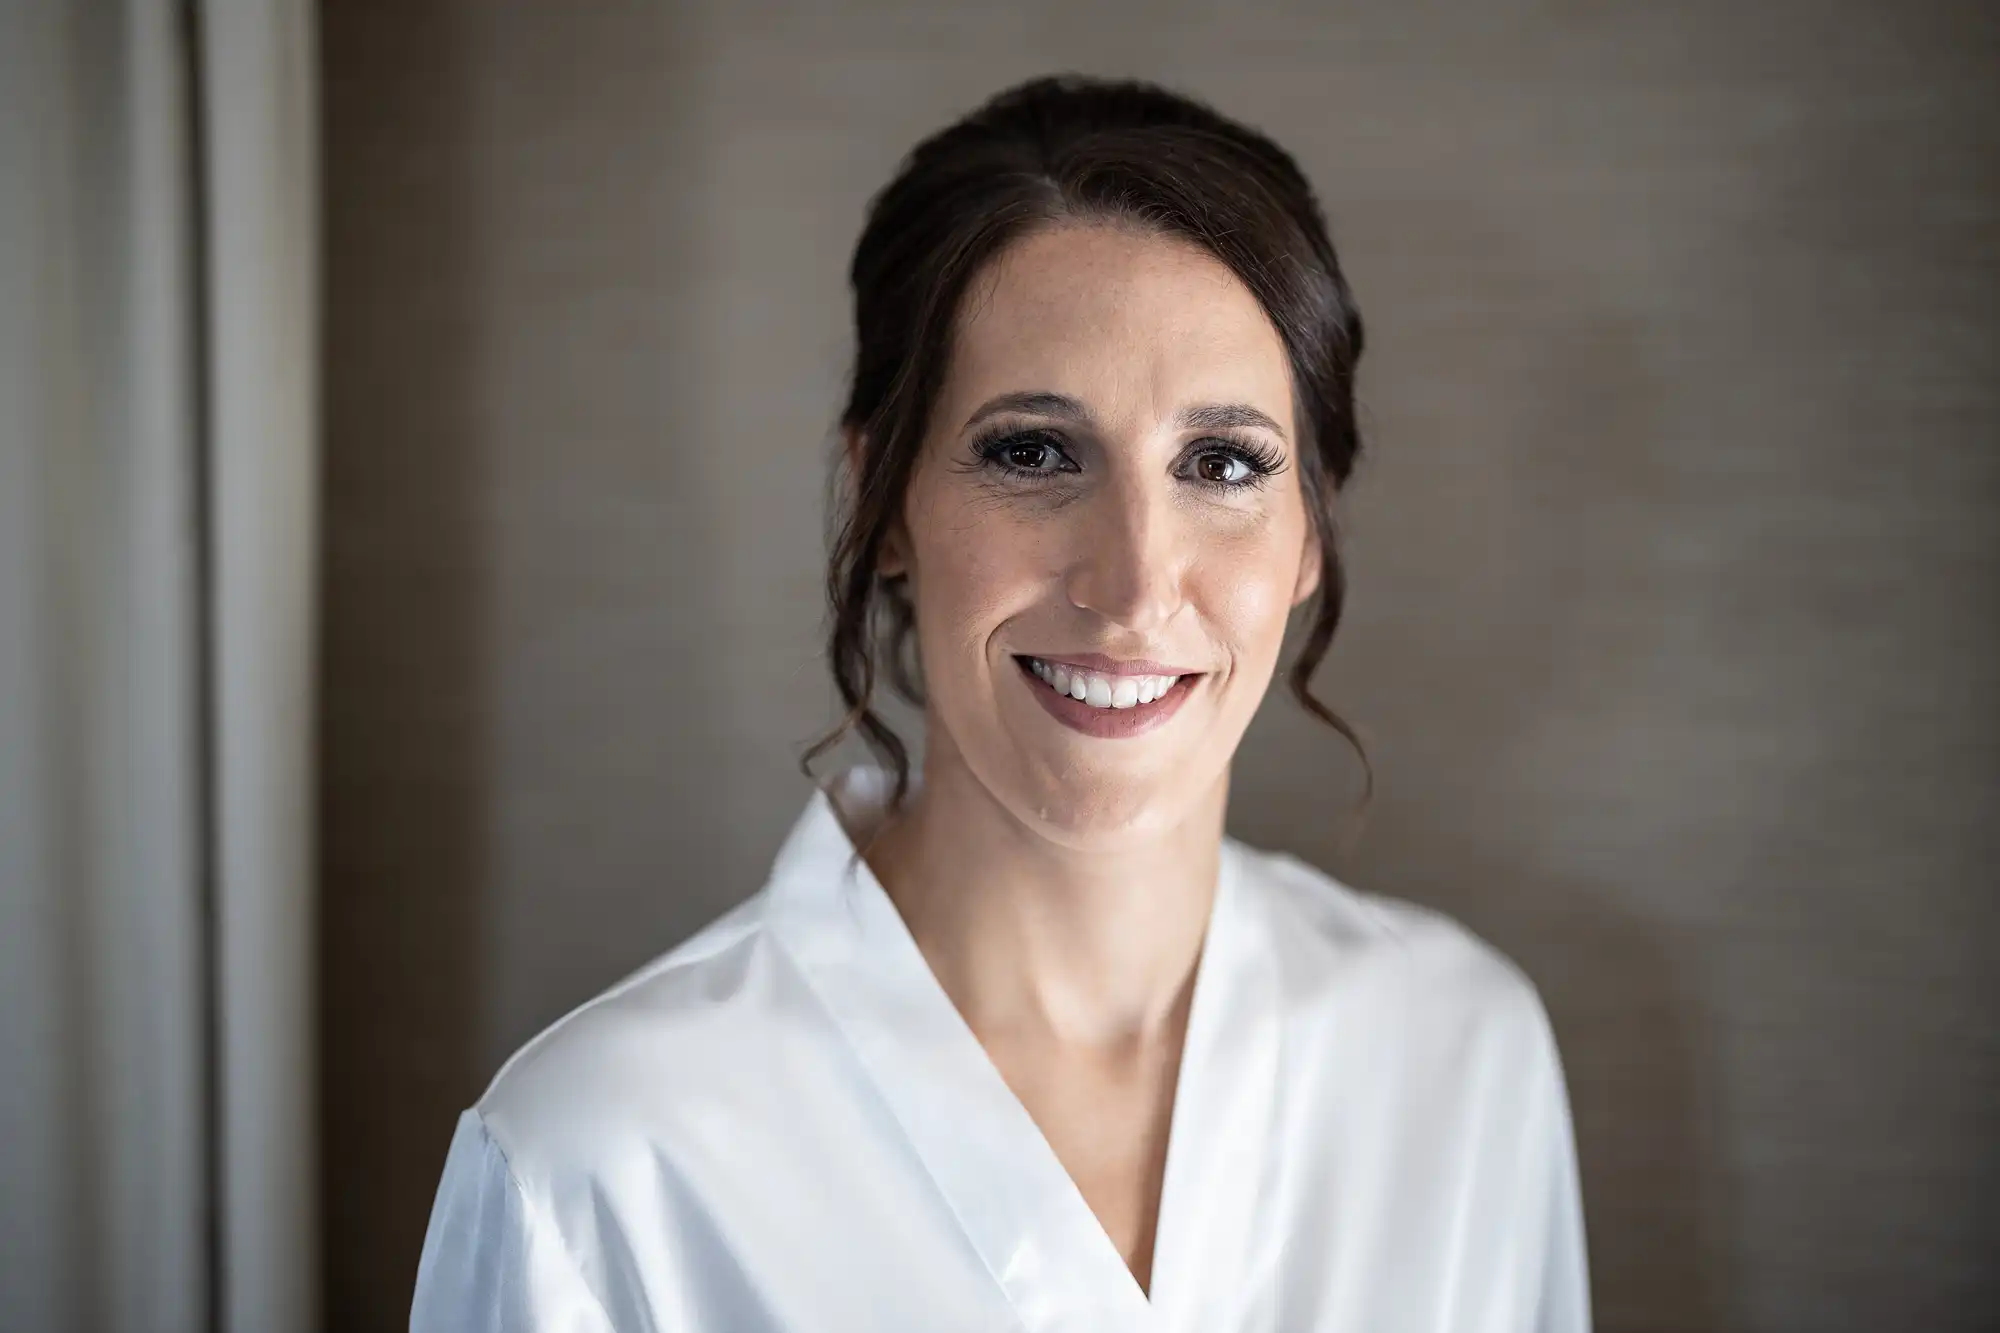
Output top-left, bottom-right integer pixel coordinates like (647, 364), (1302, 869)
(1025, 658), (1183, 712)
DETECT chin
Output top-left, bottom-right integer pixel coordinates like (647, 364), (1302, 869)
(1007, 750), (1213, 850)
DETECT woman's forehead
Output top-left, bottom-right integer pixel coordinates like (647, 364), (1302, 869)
(941, 224), (1294, 434)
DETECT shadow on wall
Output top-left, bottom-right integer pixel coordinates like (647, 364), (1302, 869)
(319, 5), (743, 1328)
(318, 5), (487, 1328)
(1232, 188), (1746, 1330)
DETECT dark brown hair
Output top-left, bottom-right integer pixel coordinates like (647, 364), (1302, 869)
(805, 74), (1371, 809)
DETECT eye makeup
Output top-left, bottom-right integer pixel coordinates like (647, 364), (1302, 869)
(1172, 433), (1286, 488)
(962, 422), (1287, 491)
(966, 425), (1082, 479)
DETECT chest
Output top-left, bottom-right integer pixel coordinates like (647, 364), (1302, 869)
(983, 1035), (1186, 1292)
(563, 858), (1579, 1331)
(565, 1038), (1557, 1333)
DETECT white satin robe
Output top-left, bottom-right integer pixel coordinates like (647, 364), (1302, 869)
(411, 767), (1591, 1332)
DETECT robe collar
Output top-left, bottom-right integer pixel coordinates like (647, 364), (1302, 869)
(765, 768), (1284, 1333)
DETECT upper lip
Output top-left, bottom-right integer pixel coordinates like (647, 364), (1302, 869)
(1016, 652), (1202, 676)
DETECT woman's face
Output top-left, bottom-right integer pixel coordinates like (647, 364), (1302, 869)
(885, 223), (1320, 844)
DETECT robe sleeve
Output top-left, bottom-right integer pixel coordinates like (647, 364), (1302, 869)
(410, 1108), (617, 1333)
(1532, 1025), (1593, 1333)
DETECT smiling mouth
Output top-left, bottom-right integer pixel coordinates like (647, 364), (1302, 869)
(1018, 655), (1187, 710)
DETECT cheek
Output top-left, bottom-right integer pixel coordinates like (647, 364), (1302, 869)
(1197, 514), (1306, 662)
(908, 494), (1048, 659)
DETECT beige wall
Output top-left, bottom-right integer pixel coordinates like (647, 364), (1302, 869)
(320, 2), (1999, 1329)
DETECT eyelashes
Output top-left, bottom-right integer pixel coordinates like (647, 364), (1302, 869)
(968, 426), (1081, 479)
(963, 425), (1287, 491)
(1188, 435), (1286, 486)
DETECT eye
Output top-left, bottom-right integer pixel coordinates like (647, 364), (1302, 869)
(1194, 451), (1253, 484)
(1005, 439), (1059, 471)
(1180, 437), (1285, 489)
(972, 428), (1081, 479)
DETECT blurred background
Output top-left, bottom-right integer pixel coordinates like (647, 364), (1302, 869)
(4, 1), (1996, 1330)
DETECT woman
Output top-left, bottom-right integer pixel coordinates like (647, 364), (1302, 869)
(412, 75), (1590, 1332)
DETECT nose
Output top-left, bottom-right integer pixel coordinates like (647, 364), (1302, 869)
(1064, 473), (1184, 635)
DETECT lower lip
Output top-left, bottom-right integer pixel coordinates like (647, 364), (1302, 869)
(1015, 657), (1200, 739)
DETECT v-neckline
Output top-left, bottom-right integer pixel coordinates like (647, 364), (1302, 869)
(767, 777), (1283, 1333)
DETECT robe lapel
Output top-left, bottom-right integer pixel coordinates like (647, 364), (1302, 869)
(1144, 839), (1284, 1333)
(765, 777), (1280, 1333)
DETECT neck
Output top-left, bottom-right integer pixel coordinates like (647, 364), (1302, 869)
(862, 745), (1227, 1050)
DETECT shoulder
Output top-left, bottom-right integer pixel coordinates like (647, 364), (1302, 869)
(467, 890), (793, 1183)
(1229, 839), (1560, 1066)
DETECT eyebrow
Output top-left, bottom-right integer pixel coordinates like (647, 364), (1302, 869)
(1177, 401), (1289, 442)
(962, 391), (1289, 442)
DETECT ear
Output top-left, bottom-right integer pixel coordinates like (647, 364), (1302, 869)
(846, 423), (911, 580)
(1291, 526), (1323, 607)
(878, 523), (910, 580)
